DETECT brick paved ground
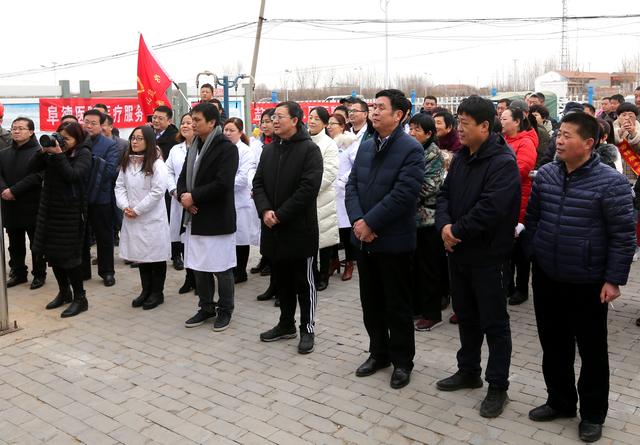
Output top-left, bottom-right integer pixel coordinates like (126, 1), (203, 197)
(1, 246), (640, 444)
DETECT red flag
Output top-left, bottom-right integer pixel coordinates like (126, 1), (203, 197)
(137, 34), (172, 117)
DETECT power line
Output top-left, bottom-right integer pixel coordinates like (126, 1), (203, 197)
(268, 14), (640, 24)
(0, 22), (256, 79)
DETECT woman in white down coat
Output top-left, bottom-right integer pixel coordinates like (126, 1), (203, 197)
(308, 107), (339, 291)
(223, 118), (257, 283)
(115, 126), (170, 310)
(327, 112), (359, 281)
(166, 113), (196, 294)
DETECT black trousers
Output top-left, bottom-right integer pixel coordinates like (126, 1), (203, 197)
(194, 268), (234, 315)
(272, 257), (317, 333)
(314, 246), (335, 279)
(509, 235), (530, 295)
(531, 262), (609, 424)
(338, 228), (356, 262)
(52, 263), (84, 296)
(6, 226), (46, 279)
(412, 226), (447, 320)
(171, 241), (183, 260)
(87, 204), (115, 277)
(138, 262), (167, 294)
(449, 259), (512, 389)
(357, 250), (415, 370)
(235, 245), (250, 278)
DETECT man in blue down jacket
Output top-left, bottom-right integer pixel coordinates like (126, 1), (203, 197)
(524, 112), (635, 443)
(346, 89), (424, 390)
(434, 96), (520, 419)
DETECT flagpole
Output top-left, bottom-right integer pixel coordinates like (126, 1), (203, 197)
(172, 81), (191, 111)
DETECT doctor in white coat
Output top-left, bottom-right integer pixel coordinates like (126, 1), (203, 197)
(307, 107), (339, 291)
(166, 113), (196, 294)
(224, 118), (258, 283)
(115, 126), (170, 310)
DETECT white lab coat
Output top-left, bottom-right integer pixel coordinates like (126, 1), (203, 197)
(115, 158), (171, 262)
(165, 141), (188, 242)
(248, 137), (266, 246)
(310, 131), (339, 249)
(235, 140), (259, 246)
(334, 132), (360, 228)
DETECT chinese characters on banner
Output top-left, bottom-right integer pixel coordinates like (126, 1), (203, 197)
(250, 102), (346, 125)
(39, 98), (145, 131)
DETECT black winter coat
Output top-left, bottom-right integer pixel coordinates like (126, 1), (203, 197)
(0, 136), (42, 229)
(157, 124), (179, 161)
(345, 124), (424, 253)
(435, 133), (521, 265)
(29, 145), (92, 267)
(176, 133), (238, 236)
(524, 154), (635, 285)
(252, 128), (323, 260)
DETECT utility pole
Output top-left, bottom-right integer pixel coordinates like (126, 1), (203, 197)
(247, 0), (266, 129)
(383, 0), (390, 88)
(561, 0), (569, 70)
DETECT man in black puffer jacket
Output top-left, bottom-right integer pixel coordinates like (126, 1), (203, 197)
(524, 112), (635, 443)
(253, 101), (323, 355)
(435, 96), (520, 419)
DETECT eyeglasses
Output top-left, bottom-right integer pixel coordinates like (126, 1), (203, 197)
(131, 136), (145, 142)
(11, 127), (29, 132)
(271, 114), (291, 122)
(347, 109), (366, 114)
(152, 115), (167, 121)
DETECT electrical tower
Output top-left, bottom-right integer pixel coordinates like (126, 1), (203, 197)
(561, 0), (569, 70)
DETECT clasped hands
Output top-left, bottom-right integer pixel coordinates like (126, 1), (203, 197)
(441, 224), (461, 252)
(262, 210), (279, 228)
(123, 207), (138, 219)
(180, 192), (198, 215)
(1, 188), (15, 201)
(353, 219), (377, 243)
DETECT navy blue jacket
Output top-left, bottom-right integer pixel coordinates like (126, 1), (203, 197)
(87, 133), (119, 205)
(345, 124), (424, 254)
(435, 133), (521, 265)
(524, 154), (635, 285)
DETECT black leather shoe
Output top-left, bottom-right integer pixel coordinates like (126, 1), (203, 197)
(390, 367), (411, 389)
(250, 258), (266, 274)
(103, 275), (116, 287)
(298, 332), (314, 354)
(274, 297), (280, 307)
(436, 371), (483, 391)
(316, 279), (328, 292)
(7, 275), (27, 288)
(355, 356), (391, 377)
(260, 265), (271, 276)
(528, 404), (576, 422)
(234, 274), (248, 284)
(579, 421), (603, 443)
(61, 293), (88, 318)
(172, 256), (184, 271)
(46, 289), (72, 310)
(142, 293), (164, 310)
(508, 290), (528, 305)
(479, 387), (509, 418)
(257, 284), (276, 301)
(30, 276), (46, 290)
(132, 290), (151, 308)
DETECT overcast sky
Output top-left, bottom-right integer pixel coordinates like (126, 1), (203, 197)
(1, 0), (639, 93)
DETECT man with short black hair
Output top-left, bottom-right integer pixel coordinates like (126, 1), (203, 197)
(101, 114), (128, 154)
(346, 89), (424, 389)
(348, 99), (374, 144)
(83, 109), (119, 286)
(435, 95), (520, 418)
(421, 95), (438, 115)
(525, 112), (635, 443)
(597, 97), (610, 118)
(254, 101), (323, 354)
(527, 92), (545, 108)
(200, 83), (214, 103)
(178, 102), (239, 332)
(495, 98), (511, 118)
(152, 105), (179, 161)
(0, 117), (47, 289)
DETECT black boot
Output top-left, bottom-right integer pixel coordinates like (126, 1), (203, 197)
(46, 287), (73, 310)
(257, 282), (276, 301)
(132, 265), (153, 308)
(61, 291), (88, 318)
(144, 263), (166, 310)
(316, 273), (329, 292)
(179, 268), (195, 294)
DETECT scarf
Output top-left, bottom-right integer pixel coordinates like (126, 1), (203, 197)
(182, 125), (222, 228)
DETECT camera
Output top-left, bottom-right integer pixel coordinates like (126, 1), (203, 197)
(39, 133), (65, 149)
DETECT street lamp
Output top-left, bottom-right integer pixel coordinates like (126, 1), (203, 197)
(354, 67), (363, 96)
(284, 69), (291, 101)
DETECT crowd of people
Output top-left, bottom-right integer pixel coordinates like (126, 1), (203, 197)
(1, 84), (640, 442)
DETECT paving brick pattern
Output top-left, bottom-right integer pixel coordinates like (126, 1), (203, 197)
(1, 247), (640, 444)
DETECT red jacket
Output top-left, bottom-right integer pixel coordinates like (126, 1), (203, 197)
(504, 129), (537, 223)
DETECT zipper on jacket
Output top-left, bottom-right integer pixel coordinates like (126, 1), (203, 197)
(553, 174), (571, 273)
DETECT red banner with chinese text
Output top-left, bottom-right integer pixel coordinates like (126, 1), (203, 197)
(617, 139), (640, 176)
(250, 101), (346, 125)
(39, 98), (145, 131)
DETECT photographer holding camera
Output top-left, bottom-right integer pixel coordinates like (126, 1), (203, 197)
(0, 117), (47, 289)
(29, 122), (92, 317)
